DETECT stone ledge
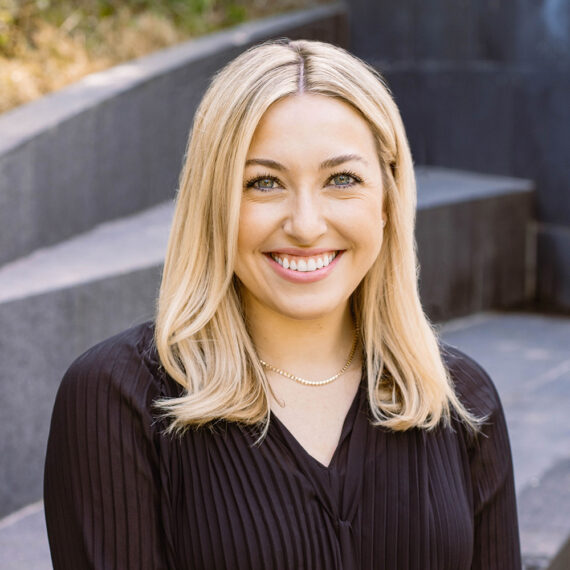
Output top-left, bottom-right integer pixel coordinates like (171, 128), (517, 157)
(416, 166), (534, 208)
(0, 166), (536, 321)
(0, 3), (348, 266)
(0, 201), (169, 517)
(441, 311), (570, 570)
(0, 502), (50, 570)
(0, 266), (162, 519)
(519, 458), (570, 570)
(0, 201), (173, 303)
(416, 167), (535, 321)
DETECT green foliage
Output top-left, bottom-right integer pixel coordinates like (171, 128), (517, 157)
(0, 0), (255, 56)
(0, 6), (14, 51)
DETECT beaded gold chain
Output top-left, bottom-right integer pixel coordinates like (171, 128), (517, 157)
(259, 328), (359, 387)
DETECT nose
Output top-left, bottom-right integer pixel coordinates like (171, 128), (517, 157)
(282, 190), (327, 244)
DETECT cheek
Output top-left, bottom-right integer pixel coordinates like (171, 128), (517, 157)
(236, 202), (273, 257)
(356, 213), (385, 269)
(236, 203), (257, 250)
(344, 199), (384, 243)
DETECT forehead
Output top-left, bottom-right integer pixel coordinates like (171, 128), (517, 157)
(246, 94), (378, 161)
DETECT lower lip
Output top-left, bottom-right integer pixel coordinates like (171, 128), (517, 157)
(265, 252), (343, 283)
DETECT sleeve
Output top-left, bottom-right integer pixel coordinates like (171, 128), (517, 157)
(469, 392), (521, 569)
(445, 346), (522, 569)
(44, 333), (173, 569)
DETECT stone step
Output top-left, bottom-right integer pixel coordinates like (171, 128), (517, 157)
(0, 202), (172, 519)
(517, 458), (570, 570)
(0, 503), (50, 570)
(0, 201), (172, 304)
(415, 166), (534, 321)
(441, 311), (570, 569)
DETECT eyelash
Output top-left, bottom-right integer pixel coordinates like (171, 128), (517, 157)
(328, 170), (362, 188)
(244, 170), (363, 191)
(245, 173), (282, 191)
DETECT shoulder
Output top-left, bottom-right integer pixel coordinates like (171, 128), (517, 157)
(440, 343), (502, 419)
(67, 321), (154, 372)
(57, 321), (178, 415)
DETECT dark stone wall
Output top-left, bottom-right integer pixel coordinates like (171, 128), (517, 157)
(346, 0), (518, 62)
(347, 0), (569, 66)
(346, 0), (570, 310)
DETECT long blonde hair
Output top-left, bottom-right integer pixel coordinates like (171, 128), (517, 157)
(155, 39), (478, 432)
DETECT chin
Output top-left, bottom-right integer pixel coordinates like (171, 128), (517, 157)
(270, 298), (349, 322)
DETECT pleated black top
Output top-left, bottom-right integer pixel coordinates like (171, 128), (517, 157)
(44, 322), (521, 569)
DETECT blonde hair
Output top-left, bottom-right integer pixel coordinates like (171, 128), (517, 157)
(155, 39), (478, 432)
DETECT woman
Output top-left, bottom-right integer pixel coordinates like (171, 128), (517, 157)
(44, 39), (521, 569)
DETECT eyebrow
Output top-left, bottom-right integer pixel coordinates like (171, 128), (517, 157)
(245, 154), (368, 171)
(319, 154), (368, 169)
(245, 158), (285, 170)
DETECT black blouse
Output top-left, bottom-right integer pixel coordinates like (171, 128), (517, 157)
(44, 322), (521, 569)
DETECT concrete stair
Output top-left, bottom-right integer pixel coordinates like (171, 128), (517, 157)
(0, 503), (50, 570)
(442, 312), (570, 570)
(0, 202), (172, 519)
(2, 166), (565, 569)
(415, 166), (534, 320)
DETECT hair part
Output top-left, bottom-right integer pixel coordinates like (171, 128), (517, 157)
(154, 39), (480, 435)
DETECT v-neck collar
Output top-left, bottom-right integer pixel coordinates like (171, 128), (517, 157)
(268, 378), (366, 471)
(264, 376), (371, 532)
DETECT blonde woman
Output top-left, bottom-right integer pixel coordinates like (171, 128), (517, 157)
(44, 40), (521, 569)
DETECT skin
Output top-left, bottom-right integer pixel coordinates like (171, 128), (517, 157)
(235, 94), (386, 466)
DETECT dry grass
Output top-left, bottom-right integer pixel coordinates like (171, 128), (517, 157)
(0, 0), (332, 114)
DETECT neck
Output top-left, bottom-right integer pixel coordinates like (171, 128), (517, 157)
(244, 299), (357, 380)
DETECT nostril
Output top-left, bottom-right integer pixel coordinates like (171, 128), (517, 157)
(283, 204), (327, 242)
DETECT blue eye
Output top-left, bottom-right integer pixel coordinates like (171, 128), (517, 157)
(329, 172), (361, 187)
(332, 174), (354, 186)
(255, 178), (277, 189)
(245, 175), (281, 191)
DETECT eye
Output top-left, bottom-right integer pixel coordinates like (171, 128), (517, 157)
(245, 175), (282, 191)
(328, 171), (362, 188)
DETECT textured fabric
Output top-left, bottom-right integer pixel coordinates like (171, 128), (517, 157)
(44, 322), (521, 569)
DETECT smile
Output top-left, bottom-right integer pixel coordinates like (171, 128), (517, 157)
(269, 251), (338, 272)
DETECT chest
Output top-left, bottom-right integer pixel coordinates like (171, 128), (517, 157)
(164, 421), (475, 570)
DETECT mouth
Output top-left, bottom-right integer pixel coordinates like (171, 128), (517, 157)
(267, 251), (339, 273)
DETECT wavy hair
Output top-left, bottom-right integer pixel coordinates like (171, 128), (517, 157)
(155, 39), (478, 432)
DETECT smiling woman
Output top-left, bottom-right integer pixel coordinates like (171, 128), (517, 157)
(236, 94), (384, 323)
(44, 40), (522, 569)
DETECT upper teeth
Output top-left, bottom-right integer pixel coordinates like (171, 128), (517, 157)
(271, 252), (337, 272)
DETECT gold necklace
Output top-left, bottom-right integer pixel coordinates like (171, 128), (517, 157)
(259, 328), (359, 387)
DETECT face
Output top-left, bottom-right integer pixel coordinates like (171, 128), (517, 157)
(235, 94), (385, 323)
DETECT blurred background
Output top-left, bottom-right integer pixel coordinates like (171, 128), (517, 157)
(0, 1), (568, 568)
(0, 0), (328, 113)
